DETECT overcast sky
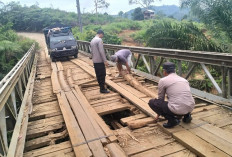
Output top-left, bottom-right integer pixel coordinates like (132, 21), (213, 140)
(2, 0), (180, 15)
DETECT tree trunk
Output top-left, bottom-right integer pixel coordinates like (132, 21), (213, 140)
(76, 0), (83, 33)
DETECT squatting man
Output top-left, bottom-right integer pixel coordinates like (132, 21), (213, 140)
(148, 62), (195, 128)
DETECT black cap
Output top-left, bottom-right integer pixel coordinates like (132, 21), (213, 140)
(163, 62), (175, 72)
(97, 30), (104, 35)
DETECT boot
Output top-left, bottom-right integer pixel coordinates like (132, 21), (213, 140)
(163, 119), (180, 128)
(100, 86), (110, 94)
(183, 113), (192, 123)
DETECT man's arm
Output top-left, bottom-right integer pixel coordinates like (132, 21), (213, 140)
(97, 40), (108, 65)
(158, 80), (165, 101)
(125, 62), (131, 74)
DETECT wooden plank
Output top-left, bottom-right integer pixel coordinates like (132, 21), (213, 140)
(118, 83), (147, 98)
(27, 116), (64, 130)
(51, 71), (61, 94)
(127, 117), (155, 129)
(74, 86), (117, 143)
(26, 122), (64, 139)
(88, 93), (119, 101)
(173, 130), (229, 157)
(106, 143), (127, 157)
(58, 70), (71, 92)
(94, 102), (130, 116)
(39, 148), (73, 157)
(71, 59), (157, 119)
(90, 96), (121, 105)
(198, 123), (232, 145)
(56, 61), (64, 71)
(191, 105), (219, 114)
(120, 114), (147, 125)
(131, 142), (185, 157)
(164, 150), (196, 157)
(25, 130), (67, 151)
(24, 141), (71, 157)
(124, 137), (174, 156)
(190, 127), (232, 155)
(57, 91), (92, 157)
(65, 91), (107, 157)
(71, 89), (108, 144)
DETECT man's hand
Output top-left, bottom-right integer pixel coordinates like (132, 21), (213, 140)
(154, 115), (160, 121)
(104, 61), (109, 67)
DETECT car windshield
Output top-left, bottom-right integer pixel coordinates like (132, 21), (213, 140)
(50, 36), (75, 43)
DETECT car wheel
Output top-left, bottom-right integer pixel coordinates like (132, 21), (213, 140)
(74, 54), (78, 58)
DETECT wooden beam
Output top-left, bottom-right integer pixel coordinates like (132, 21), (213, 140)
(57, 91), (92, 157)
(74, 86), (118, 143)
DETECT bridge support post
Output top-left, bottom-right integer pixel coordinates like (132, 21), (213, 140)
(185, 63), (197, 80)
(0, 107), (8, 155)
(228, 68), (232, 99)
(134, 54), (141, 69)
(201, 63), (222, 95)
(222, 66), (227, 98)
(142, 55), (150, 73)
(7, 88), (17, 119)
(149, 56), (155, 75)
(16, 78), (23, 101)
(154, 57), (164, 76)
(178, 60), (182, 76)
(130, 53), (135, 68)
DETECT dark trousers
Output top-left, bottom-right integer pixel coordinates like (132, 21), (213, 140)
(148, 98), (182, 123)
(94, 63), (106, 90)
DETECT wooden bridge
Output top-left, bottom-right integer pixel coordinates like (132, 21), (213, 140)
(1, 33), (232, 157)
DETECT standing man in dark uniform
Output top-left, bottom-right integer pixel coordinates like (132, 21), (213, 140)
(90, 30), (110, 93)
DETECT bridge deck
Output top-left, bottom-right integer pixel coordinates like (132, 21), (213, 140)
(21, 34), (232, 157)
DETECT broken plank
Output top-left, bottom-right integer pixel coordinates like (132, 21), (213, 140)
(127, 117), (155, 129)
(25, 130), (68, 151)
(106, 143), (127, 157)
(72, 59), (157, 119)
(94, 102), (130, 116)
(120, 114), (148, 125)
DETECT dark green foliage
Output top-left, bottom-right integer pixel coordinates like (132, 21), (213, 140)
(132, 7), (144, 21)
(0, 24), (37, 80)
(0, 2), (116, 32)
(145, 19), (221, 51)
(181, 0), (232, 52)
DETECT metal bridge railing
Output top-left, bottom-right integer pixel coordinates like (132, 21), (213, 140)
(77, 40), (232, 100)
(0, 43), (36, 156)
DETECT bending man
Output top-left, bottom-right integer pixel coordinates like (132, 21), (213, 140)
(148, 62), (195, 128)
(110, 49), (132, 75)
(90, 30), (109, 93)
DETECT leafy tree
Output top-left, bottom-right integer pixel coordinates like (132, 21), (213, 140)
(129, 0), (158, 8)
(145, 19), (221, 51)
(0, 24), (38, 80)
(132, 7), (144, 21)
(181, 0), (232, 40)
(93, 0), (110, 14)
(118, 11), (124, 17)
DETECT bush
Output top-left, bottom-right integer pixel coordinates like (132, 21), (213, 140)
(0, 24), (38, 80)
